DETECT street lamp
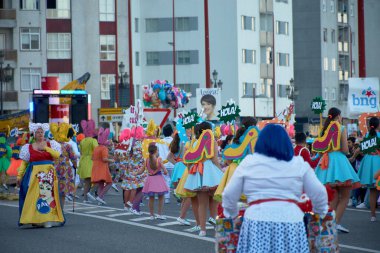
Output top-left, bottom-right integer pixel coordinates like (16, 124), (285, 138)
(212, 69), (223, 89)
(0, 51), (14, 115)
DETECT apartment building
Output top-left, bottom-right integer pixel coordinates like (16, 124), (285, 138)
(0, 0), (294, 123)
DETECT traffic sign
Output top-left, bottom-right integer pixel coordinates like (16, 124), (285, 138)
(143, 108), (171, 128)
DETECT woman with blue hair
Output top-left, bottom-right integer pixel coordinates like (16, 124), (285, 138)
(222, 124), (328, 253)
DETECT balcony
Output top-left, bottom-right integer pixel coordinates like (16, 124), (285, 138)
(2, 91), (18, 102)
(260, 64), (274, 78)
(260, 31), (273, 46)
(260, 0), (273, 13)
(0, 9), (16, 28)
(2, 49), (17, 62)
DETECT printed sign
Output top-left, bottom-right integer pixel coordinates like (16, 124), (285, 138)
(360, 135), (379, 154)
(311, 97), (326, 114)
(196, 88), (221, 121)
(218, 102), (241, 124)
(348, 78), (380, 116)
(182, 112), (199, 129)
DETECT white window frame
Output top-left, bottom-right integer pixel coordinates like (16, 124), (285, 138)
(277, 53), (289, 66)
(322, 0), (326, 12)
(278, 84), (288, 98)
(20, 0), (39, 10)
(21, 68), (41, 91)
(276, 21), (289, 35)
(323, 87), (329, 100)
(100, 35), (116, 61)
(331, 58), (336, 71)
(323, 28), (328, 42)
(242, 49), (256, 64)
(242, 82), (254, 97)
(135, 18), (139, 32)
(99, 0), (115, 22)
(20, 28), (40, 51)
(100, 74), (115, 100)
(47, 33), (71, 59)
(350, 4), (354, 16)
(241, 16), (255, 31)
(330, 0), (335, 13)
(177, 51), (191, 64)
(331, 88), (336, 100)
(46, 0), (71, 19)
(135, 51), (140, 66)
(324, 57), (329, 71)
(146, 52), (159, 65)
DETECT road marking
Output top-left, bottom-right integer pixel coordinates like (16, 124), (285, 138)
(84, 209), (117, 214)
(130, 217), (153, 222)
(64, 206), (98, 211)
(157, 221), (180, 227)
(107, 212), (134, 218)
(346, 208), (380, 214)
(339, 244), (380, 253)
(183, 226), (214, 232)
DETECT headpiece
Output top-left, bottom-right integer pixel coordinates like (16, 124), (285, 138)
(97, 127), (110, 146)
(36, 169), (54, 186)
(29, 123), (50, 134)
(50, 123), (71, 143)
(81, 120), (97, 138)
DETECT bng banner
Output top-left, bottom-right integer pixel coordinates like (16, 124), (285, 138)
(348, 78), (379, 116)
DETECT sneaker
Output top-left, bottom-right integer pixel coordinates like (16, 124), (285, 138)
(208, 217), (216, 226)
(164, 199), (170, 204)
(65, 195), (73, 202)
(336, 224), (350, 233)
(140, 202), (145, 207)
(96, 196), (107, 205)
(83, 200), (91, 204)
(124, 206), (131, 212)
(2, 184), (8, 190)
(149, 215), (155, 220)
(131, 209), (142, 215)
(198, 230), (206, 237)
(177, 217), (191, 226)
(87, 192), (96, 201)
(126, 201), (133, 207)
(370, 216), (377, 222)
(347, 198), (353, 207)
(112, 183), (119, 192)
(43, 222), (53, 228)
(156, 215), (167, 220)
(188, 225), (201, 233)
(356, 202), (367, 209)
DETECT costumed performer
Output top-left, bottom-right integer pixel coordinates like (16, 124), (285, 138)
(78, 120), (98, 203)
(7, 134), (28, 178)
(0, 133), (12, 190)
(314, 107), (360, 233)
(17, 123), (64, 228)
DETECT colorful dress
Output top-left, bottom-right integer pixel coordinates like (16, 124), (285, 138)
(91, 145), (112, 183)
(142, 158), (169, 196)
(55, 143), (77, 196)
(19, 142), (64, 226)
(122, 140), (146, 189)
(0, 142), (11, 173)
(357, 132), (380, 187)
(7, 145), (23, 176)
(78, 137), (98, 179)
(170, 143), (186, 188)
(315, 126), (360, 188)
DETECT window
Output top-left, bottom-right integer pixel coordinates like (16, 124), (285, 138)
(20, 28), (40, 51)
(323, 87), (328, 100)
(351, 32), (355, 45)
(350, 4), (354, 16)
(277, 53), (289, 66)
(324, 57), (329, 70)
(331, 88), (336, 100)
(331, 29), (335, 43)
(275, 0), (288, 3)
(260, 79), (273, 97)
(47, 33), (71, 59)
(135, 51), (140, 66)
(0, 34), (5, 50)
(260, 47), (273, 64)
(21, 68), (41, 91)
(146, 52), (159, 65)
(47, 73), (72, 88)
(20, 0), (40, 10)
(242, 49), (256, 64)
(177, 51), (191, 64)
(176, 83), (199, 97)
(339, 83), (349, 101)
(46, 0), (70, 19)
(260, 14), (273, 32)
(176, 17), (191, 31)
(135, 84), (141, 100)
(322, 0), (326, 12)
(323, 28), (328, 42)
(99, 0), (115, 21)
(352, 60), (355, 75)
(101, 74), (115, 100)
(331, 58), (336, 71)
(100, 35), (115, 60)
(241, 16), (255, 31)
(135, 18), (139, 32)
(243, 82), (254, 97)
(330, 0), (335, 13)
(278, 84), (288, 98)
(146, 17), (198, 32)
(276, 21), (289, 35)
(146, 18), (159, 32)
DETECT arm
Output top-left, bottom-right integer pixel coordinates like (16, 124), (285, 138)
(301, 149), (320, 169)
(222, 164), (244, 218)
(211, 140), (222, 170)
(17, 161), (28, 185)
(45, 146), (61, 159)
(6, 146), (12, 159)
(101, 147), (114, 163)
(340, 128), (349, 154)
(167, 152), (177, 165)
(158, 158), (168, 175)
(303, 167), (328, 216)
(134, 160), (147, 175)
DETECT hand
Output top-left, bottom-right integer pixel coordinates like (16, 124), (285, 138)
(163, 170), (168, 175)
(16, 178), (21, 187)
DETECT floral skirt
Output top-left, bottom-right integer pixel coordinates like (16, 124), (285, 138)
(237, 219), (309, 253)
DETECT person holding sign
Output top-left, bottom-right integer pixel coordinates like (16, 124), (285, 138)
(357, 117), (380, 222)
(314, 107), (360, 233)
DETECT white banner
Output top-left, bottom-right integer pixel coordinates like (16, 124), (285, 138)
(348, 77), (379, 116)
(196, 88), (221, 121)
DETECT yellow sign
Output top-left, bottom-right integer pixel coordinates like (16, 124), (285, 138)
(99, 108), (128, 115)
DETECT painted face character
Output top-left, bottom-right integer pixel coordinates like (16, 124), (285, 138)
(202, 101), (215, 118)
(35, 128), (45, 142)
(39, 181), (53, 200)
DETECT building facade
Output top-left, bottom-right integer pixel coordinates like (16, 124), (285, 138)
(0, 0), (294, 123)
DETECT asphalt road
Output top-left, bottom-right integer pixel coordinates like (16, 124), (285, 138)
(0, 187), (379, 253)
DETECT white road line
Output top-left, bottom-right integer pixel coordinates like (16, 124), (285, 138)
(183, 226), (214, 232)
(64, 206), (98, 211)
(130, 217), (153, 222)
(339, 244), (380, 253)
(84, 209), (117, 214)
(107, 212), (134, 218)
(157, 221), (180, 227)
(346, 208), (380, 214)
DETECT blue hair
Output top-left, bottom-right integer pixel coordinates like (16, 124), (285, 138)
(255, 124), (294, 161)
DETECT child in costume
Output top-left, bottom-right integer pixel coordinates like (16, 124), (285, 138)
(6, 135), (26, 177)
(91, 128), (114, 205)
(78, 120), (98, 203)
(140, 144), (169, 220)
(51, 123), (78, 209)
(17, 123), (64, 228)
(294, 132), (321, 169)
(0, 133), (12, 189)
(356, 117), (380, 222)
(183, 122), (223, 237)
(314, 107), (360, 233)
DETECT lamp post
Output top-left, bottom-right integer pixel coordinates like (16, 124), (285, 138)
(118, 62), (125, 107)
(0, 51), (13, 115)
(212, 69), (223, 89)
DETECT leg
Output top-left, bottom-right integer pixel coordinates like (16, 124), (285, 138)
(129, 189), (136, 203)
(124, 190), (131, 207)
(208, 190), (217, 219)
(330, 188), (339, 211)
(191, 196), (200, 225)
(179, 198), (191, 219)
(197, 191), (209, 231)
(132, 187), (143, 211)
(158, 195), (164, 215)
(149, 196), (155, 216)
(369, 188), (378, 218)
(83, 178), (91, 201)
(98, 182), (112, 199)
(335, 186), (351, 224)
